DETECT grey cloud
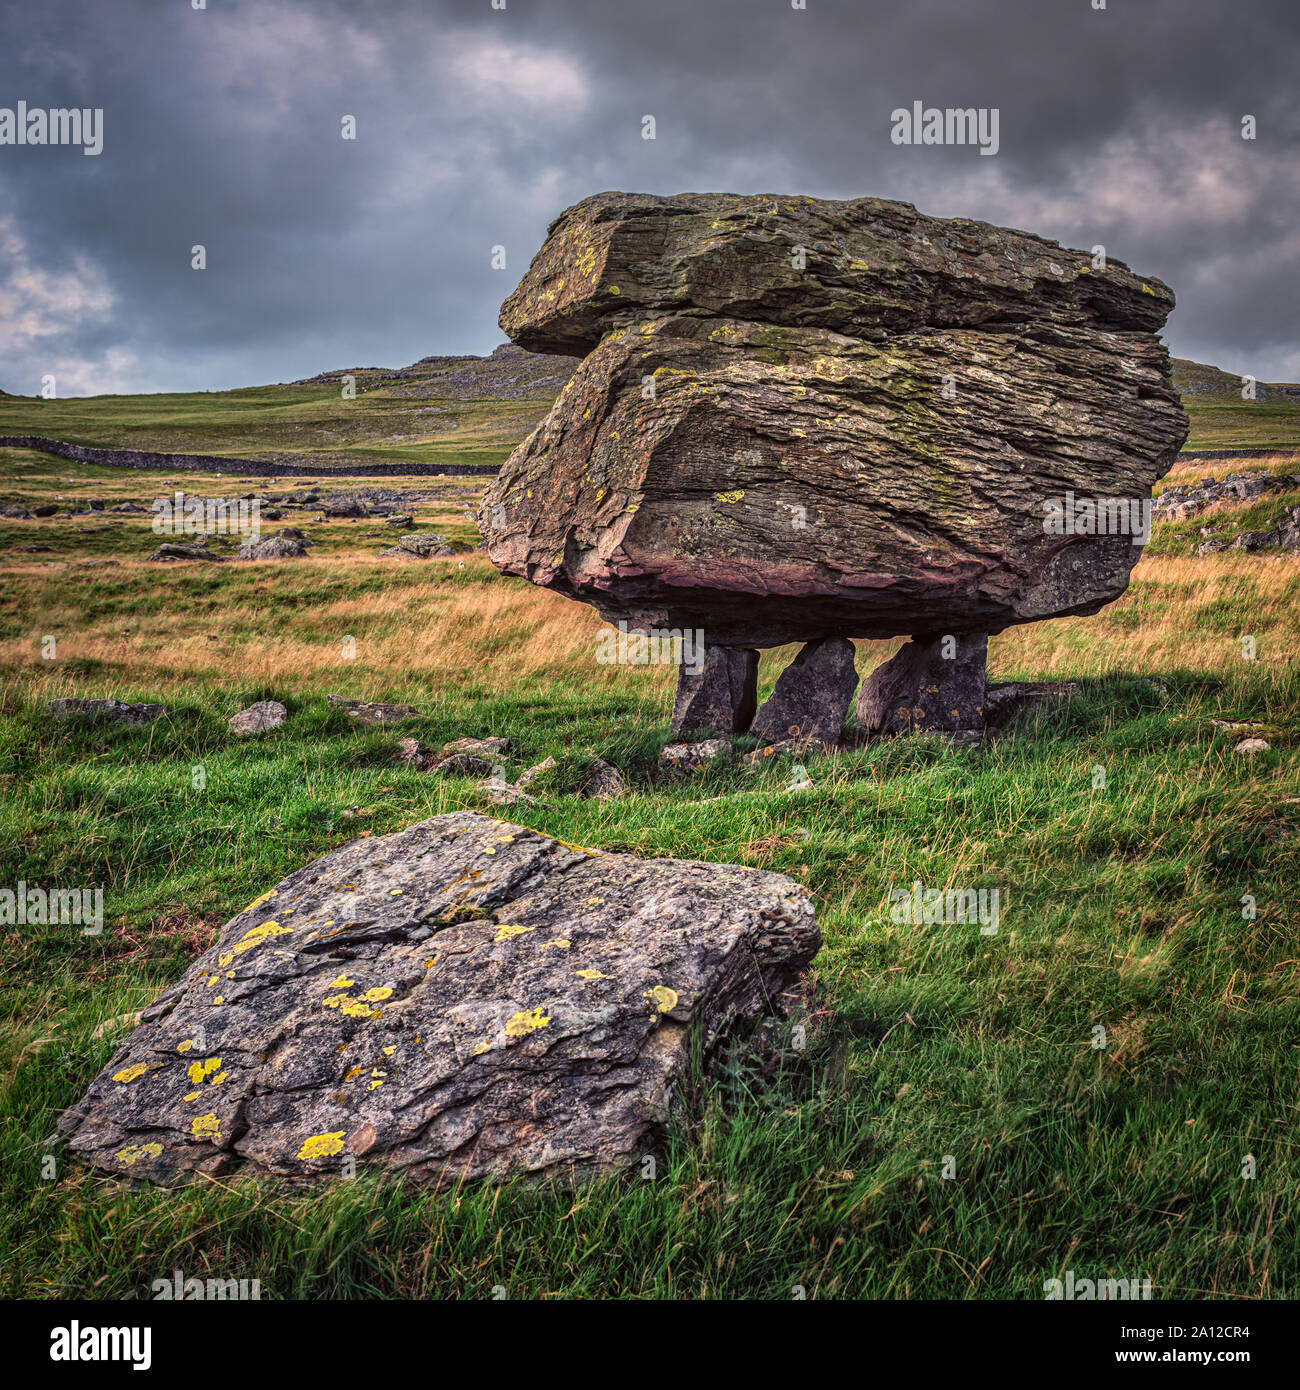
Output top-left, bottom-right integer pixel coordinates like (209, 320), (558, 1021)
(0, 0), (1296, 394)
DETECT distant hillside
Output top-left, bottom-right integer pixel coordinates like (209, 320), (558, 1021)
(291, 343), (580, 401)
(2, 345), (1298, 469)
(1171, 358), (1300, 407)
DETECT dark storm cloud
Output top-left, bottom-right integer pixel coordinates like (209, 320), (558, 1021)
(0, 0), (1296, 395)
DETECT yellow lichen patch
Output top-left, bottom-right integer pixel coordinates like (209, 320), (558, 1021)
(230, 920), (292, 957)
(382, 1046), (396, 1056)
(586, 897), (604, 906)
(217, 952), (233, 968)
(423, 958), (437, 969)
(211, 996), (224, 1006)
(297, 1131), (346, 1160)
(505, 1007), (551, 1038)
(390, 888), (403, 895)
(327, 976), (355, 990)
(472, 1040), (492, 1056)
(176, 1040), (193, 1053)
(112, 1063), (147, 1084)
(183, 1091), (201, 1102)
(212, 1071), (229, 1085)
(186, 1057), (222, 1085)
(543, 938), (571, 950)
(243, 889), (277, 914)
(361, 986), (393, 1002)
(191, 1113), (221, 1140)
(344, 1065), (363, 1080)
(114, 1142), (163, 1166)
(576, 969), (612, 980)
(341, 1000), (381, 1019)
(494, 923), (535, 943)
(645, 985), (679, 1013)
(714, 490), (744, 503)
(322, 993), (349, 1009)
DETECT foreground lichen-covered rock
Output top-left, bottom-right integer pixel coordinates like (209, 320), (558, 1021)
(61, 812), (819, 1185)
(482, 191), (1189, 649)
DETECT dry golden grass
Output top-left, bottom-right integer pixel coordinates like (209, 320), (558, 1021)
(3, 546), (1298, 712)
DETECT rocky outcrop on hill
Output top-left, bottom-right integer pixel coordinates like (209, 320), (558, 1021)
(60, 811), (818, 1185)
(481, 191), (1189, 736)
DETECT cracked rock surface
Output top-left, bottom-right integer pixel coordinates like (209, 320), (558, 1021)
(61, 811), (819, 1185)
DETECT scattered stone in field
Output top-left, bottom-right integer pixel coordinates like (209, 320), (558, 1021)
(17, 544), (53, 553)
(147, 541), (222, 563)
(857, 634), (989, 735)
(751, 638), (858, 746)
(381, 532), (465, 558)
(442, 736), (510, 757)
(1, 505), (31, 518)
(279, 527), (308, 541)
(385, 513), (415, 528)
(325, 495), (369, 517)
(229, 700), (288, 735)
(326, 695), (421, 725)
(78, 559), (119, 568)
(659, 738), (729, 773)
(670, 647), (758, 737)
(236, 535), (308, 560)
(47, 698), (167, 724)
(109, 502), (148, 513)
(397, 739), (496, 778)
(1154, 470), (1298, 521)
(516, 756), (557, 789)
(427, 752), (495, 777)
(1211, 719), (1264, 731)
(582, 757), (626, 799)
(60, 810), (819, 1185)
(261, 508), (283, 521)
(477, 776), (538, 807)
(1234, 737), (1270, 755)
(33, 504), (59, 517)
(1197, 539), (1228, 555)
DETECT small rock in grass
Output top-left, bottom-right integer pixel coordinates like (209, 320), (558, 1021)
(47, 698), (167, 725)
(442, 736), (510, 757)
(147, 541), (222, 562)
(237, 535), (308, 560)
(659, 738), (729, 773)
(1234, 737), (1270, 755)
(229, 700), (287, 735)
(582, 757), (626, 799)
(478, 776), (538, 807)
(327, 695), (421, 725)
(516, 756), (557, 788)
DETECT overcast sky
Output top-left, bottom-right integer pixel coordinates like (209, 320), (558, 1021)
(1, 0), (1297, 396)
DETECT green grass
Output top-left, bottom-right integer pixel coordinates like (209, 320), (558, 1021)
(1, 661), (1297, 1299)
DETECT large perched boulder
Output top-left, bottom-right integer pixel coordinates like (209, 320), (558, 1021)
(481, 192), (1189, 653)
(61, 811), (818, 1185)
